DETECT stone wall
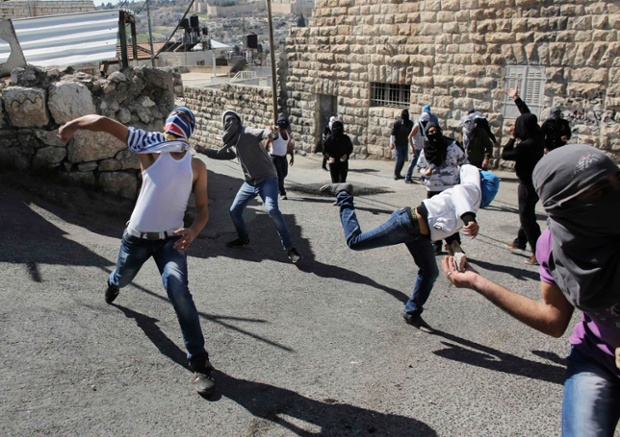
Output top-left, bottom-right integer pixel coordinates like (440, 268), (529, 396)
(285, 0), (620, 162)
(0, 1), (94, 19)
(0, 65), (181, 199)
(184, 83), (276, 148)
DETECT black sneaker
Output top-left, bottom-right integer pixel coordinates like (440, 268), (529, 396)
(433, 241), (443, 255)
(192, 361), (216, 395)
(287, 247), (302, 264)
(319, 183), (353, 196)
(226, 237), (250, 248)
(404, 179), (413, 184)
(403, 313), (433, 332)
(105, 281), (119, 304)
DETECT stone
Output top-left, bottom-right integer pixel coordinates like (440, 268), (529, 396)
(67, 130), (126, 164)
(2, 87), (49, 127)
(33, 146), (66, 168)
(48, 81), (96, 124)
(100, 171), (138, 199)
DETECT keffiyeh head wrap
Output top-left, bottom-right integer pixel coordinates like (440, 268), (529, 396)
(164, 107), (195, 140)
(423, 122), (449, 167)
(533, 144), (620, 311)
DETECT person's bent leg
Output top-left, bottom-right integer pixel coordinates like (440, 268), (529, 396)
(338, 192), (416, 250)
(154, 238), (209, 368)
(562, 347), (620, 437)
(229, 182), (256, 242)
(403, 238), (440, 317)
(519, 181), (541, 253)
(259, 177), (293, 250)
(108, 231), (153, 289)
(405, 153), (419, 181)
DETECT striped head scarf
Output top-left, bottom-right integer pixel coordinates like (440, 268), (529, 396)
(164, 107), (196, 140)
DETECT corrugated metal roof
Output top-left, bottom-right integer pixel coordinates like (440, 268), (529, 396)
(0, 10), (123, 67)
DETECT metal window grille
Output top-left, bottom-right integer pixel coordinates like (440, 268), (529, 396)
(371, 83), (410, 107)
(503, 65), (546, 118)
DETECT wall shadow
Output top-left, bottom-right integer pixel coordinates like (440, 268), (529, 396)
(0, 191), (114, 281)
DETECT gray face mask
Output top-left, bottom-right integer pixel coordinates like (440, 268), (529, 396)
(533, 144), (620, 311)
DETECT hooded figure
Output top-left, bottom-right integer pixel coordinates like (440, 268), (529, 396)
(501, 88), (546, 261)
(391, 109), (415, 179)
(422, 105), (439, 125)
(323, 120), (353, 184)
(423, 122), (450, 167)
(203, 109), (302, 262)
(541, 106), (572, 151)
(533, 144), (620, 311)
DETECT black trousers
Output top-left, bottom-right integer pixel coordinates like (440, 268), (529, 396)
(515, 180), (541, 253)
(271, 155), (288, 196)
(329, 160), (349, 183)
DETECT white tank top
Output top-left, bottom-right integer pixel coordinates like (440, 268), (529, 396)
(129, 152), (193, 232)
(268, 132), (289, 156)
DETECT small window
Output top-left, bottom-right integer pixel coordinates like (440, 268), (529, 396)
(371, 83), (410, 107)
(503, 66), (546, 118)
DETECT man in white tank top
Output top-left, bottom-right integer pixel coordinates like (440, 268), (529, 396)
(265, 116), (294, 200)
(57, 108), (215, 396)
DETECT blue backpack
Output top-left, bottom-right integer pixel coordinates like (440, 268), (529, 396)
(480, 170), (500, 208)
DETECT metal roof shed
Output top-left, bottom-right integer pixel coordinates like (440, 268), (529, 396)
(0, 10), (137, 70)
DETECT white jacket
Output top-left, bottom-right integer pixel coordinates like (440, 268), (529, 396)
(421, 164), (482, 241)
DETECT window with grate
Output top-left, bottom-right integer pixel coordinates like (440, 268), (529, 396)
(371, 83), (410, 107)
(503, 66), (546, 119)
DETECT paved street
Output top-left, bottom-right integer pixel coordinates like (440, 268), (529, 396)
(0, 152), (584, 436)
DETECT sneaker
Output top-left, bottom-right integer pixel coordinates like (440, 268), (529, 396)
(192, 361), (215, 395)
(105, 281), (119, 304)
(394, 174), (404, 180)
(319, 183), (353, 196)
(280, 194), (288, 200)
(226, 237), (250, 248)
(403, 313), (433, 333)
(505, 241), (526, 250)
(404, 179), (413, 184)
(433, 242), (443, 255)
(287, 247), (302, 264)
(525, 254), (538, 265)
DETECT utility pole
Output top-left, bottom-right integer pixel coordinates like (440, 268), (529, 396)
(145, 0), (155, 67)
(266, 0), (278, 124)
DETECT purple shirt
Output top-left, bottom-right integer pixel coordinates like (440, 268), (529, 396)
(537, 229), (620, 379)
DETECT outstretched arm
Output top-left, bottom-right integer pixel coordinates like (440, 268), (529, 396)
(442, 257), (575, 337)
(505, 86), (531, 114)
(174, 158), (209, 251)
(58, 114), (128, 143)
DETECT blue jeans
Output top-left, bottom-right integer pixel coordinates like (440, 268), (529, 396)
(405, 150), (419, 181)
(562, 347), (620, 437)
(270, 155), (288, 196)
(394, 145), (408, 177)
(230, 177), (293, 250)
(336, 191), (439, 316)
(109, 231), (208, 370)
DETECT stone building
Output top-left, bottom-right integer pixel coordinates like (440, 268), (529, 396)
(284, 0), (620, 161)
(0, 0), (94, 19)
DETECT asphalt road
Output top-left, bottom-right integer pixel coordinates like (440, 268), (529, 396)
(0, 152), (596, 436)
